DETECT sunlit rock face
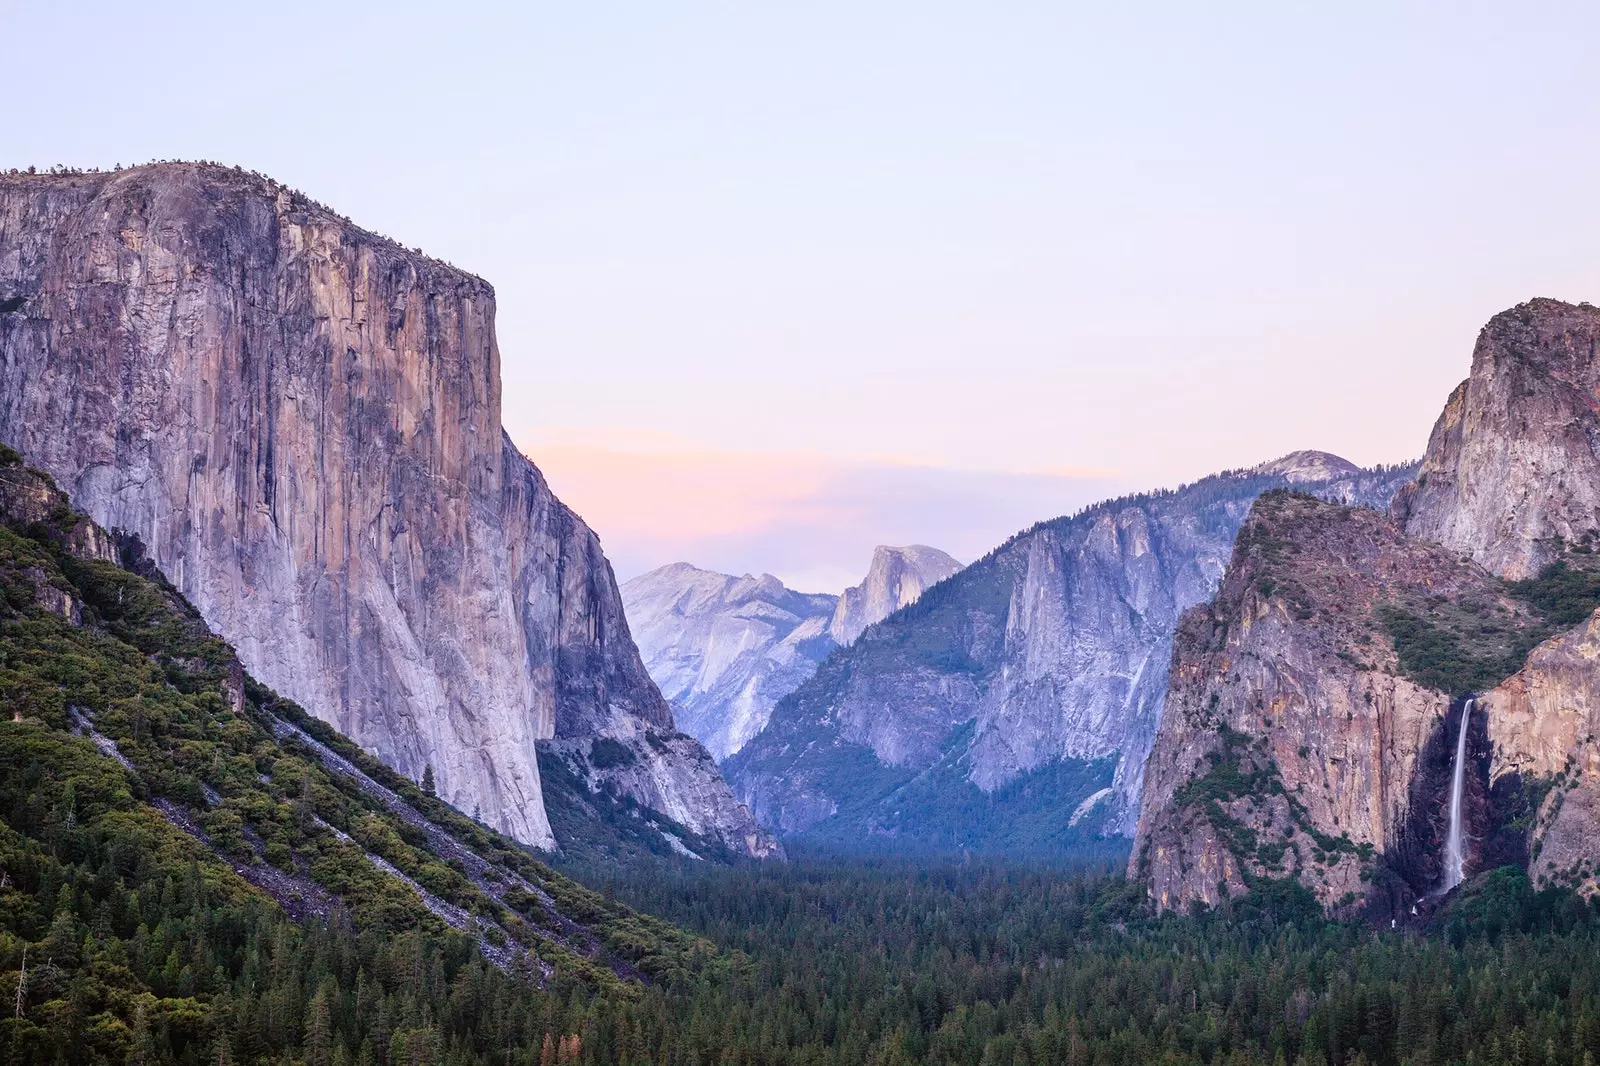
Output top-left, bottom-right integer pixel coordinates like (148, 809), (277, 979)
(1480, 606), (1600, 896)
(1394, 299), (1600, 580)
(621, 546), (961, 761)
(622, 564), (839, 761)
(1139, 299), (1600, 912)
(827, 545), (963, 645)
(1131, 493), (1521, 913)
(1400, 298), (1600, 898)
(727, 457), (1416, 848)
(0, 162), (774, 857)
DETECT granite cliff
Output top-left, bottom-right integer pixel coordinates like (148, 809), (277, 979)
(1138, 299), (1600, 913)
(621, 546), (961, 762)
(827, 544), (962, 645)
(0, 162), (774, 858)
(725, 455), (1415, 853)
(621, 565), (837, 762)
(1131, 492), (1545, 913)
(1480, 612), (1600, 896)
(1394, 299), (1600, 580)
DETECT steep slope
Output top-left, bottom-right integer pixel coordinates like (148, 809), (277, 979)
(0, 163), (772, 858)
(1131, 491), (1549, 913)
(621, 546), (962, 762)
(1396, 298), (1600, 900)
(1480, 609), (1600, 897)
(0, 453), (716, 1062)
(1393, 298), (1600, 580)
(725, 456), (1416, 852)
(621, 565), (837, 761)
(1139, 299), (1600, 914)
(827, 544), (963, 645)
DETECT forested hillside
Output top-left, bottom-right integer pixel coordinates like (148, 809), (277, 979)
(0, 450), (712, 1064)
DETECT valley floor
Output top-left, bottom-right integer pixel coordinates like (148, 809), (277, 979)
(565, 849), (1600, 1066)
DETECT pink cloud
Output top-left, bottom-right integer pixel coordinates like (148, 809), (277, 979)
(519, 432), (1128, 591)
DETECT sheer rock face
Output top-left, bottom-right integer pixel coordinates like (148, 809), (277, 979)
(1393, 297), (1600, 896)
(1138, 300), (1600, 912)
(0, 163), (773, 857)
(1481, 611), (1600, 895)
(622, 547), (962, 763)
(827, 545), (962, 645)
(621, 564), (838, 761)
(1132, 493), (1523, 913)
(1393, 299), (1600, 580)
(727, 458), (1416, 843)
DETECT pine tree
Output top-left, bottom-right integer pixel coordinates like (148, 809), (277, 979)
(421, 765), (436, 796)
(306, 988), (334, 1066)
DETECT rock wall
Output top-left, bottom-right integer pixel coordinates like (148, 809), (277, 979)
(622, 546), (962, 763)
(1481, 610), (1600, 895)
(827, 545), (962, 645)
(0, 163), (772, 857)
(728, 455), (1416, 846)
(1138, 299), (1600, 912)
(1129, 493), (1528, 912)
(1394, 299), (1600, 580)
(621, 564), (837, 761)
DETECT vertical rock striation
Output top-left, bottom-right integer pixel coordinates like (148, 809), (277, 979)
(1393, 299), (1600, 580)
(0, 163), (773, 857)
(621, 546), (962, 762)
(827, 545), (963, 645)
(1131, 493), (1531, 912)
(726, 456), (1416, 849)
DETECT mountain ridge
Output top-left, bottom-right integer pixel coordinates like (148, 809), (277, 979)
(1135, 299), (1600, 914)
(0, 162), (773, 859)
(621, 544), (962, 761)
(725, 451), (1418, 854)
(0, 449), (722, 1059)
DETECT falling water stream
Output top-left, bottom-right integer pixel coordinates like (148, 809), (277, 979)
(1440, 698), (1473, 894)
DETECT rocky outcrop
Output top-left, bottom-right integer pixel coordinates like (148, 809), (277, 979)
(621, 564), (837, 761)
(1138, 299), (1600, 912)
(1253, 450), (1364, 485)
(827, 545), (962, 645)
(622, 546), (962, 763)
(1480, 610), (1600, 895)
(1131, 492), (1538, 913)
(726, 456), (1417, 849)
(1393, 299), (1600, 580)
(0, 163), (773, 858)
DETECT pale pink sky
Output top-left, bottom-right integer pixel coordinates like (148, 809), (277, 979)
(518, 428), (1127, 589)
(13, 4), (1600, 589)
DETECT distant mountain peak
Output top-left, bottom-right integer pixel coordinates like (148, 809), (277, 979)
(622, 544), (959, 761)
(828, 545), (964, 645)
(1250, 449), (1362, 484)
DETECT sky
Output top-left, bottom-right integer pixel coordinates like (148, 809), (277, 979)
(9, 3), (1600, 589)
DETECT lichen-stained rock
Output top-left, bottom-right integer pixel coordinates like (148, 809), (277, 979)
(1480, 610), (1600, 895)
(0, 163), (772, 858)
(1393, 298), (1600, 580)
(1132, 492), (1532, 913)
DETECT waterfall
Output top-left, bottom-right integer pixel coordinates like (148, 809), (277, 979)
(1440, 698), (1473, 894)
